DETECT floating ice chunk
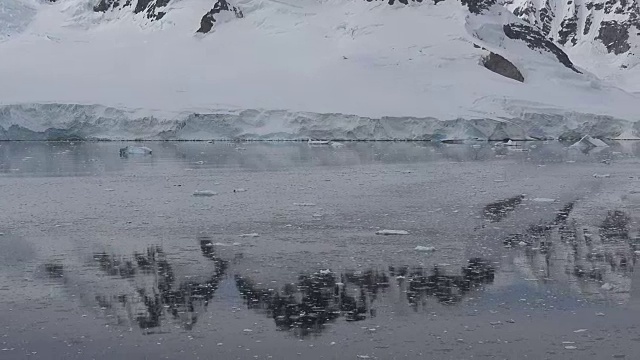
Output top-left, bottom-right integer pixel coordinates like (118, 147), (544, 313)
(570, 135), (608, 148)
(293, 202), (316, 206)
(601, 283), (614, 291)
(193, 161), (205, 165)
(193, 190), (218, 197)
(564, 346), (577, 350)
(593, 173), (611, 178)
(531, 198), (555, 202)
(308, 139), (330, 145)
(376, 230), (409, 235)
(239, 233), (259, 238)
(243, 329), (253, 333)
(319, 269), (331, 275)
(120, 146), (152, 155)
(415, 246), (436, 252)
(330, 142), (345, 148)
(233, 188), (247, 193)
(573, 329), (588, 333)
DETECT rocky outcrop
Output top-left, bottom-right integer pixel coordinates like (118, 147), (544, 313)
(94, 0), (170, 21)
(197, 0), (243, 34)
(597, 20), (632, 54)
(507, 0), (640, 55)
(503, 23), (582, 73)
(482, 52), (525, 82)
(461, 0), (497, 14)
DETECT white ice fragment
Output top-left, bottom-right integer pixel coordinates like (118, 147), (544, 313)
(601, 283), (614, 291)
(243, 329), (253, 333)
(330, 142), (345, 148)
(193, 190), (218, 197)
(105, 188), (115, 192)
(356, 356), (371, 359)
(293, 202), (316, 207)
(319, 269), (331, 275)
(531, 198), (555, 202)
(570, 135), (608, 148)
(564, 346), (577, 350)
(194, 161), (205, 165)
(593, 174), (611, 178)
(415, 246), (436, 252)
(239, 233), (259, 238)
(308, 139), (330, 145)
(376, 230), (409, 235)
(233, 188), (247, 193)
(518, 241), (527, 246)
(595, 312), (605, 316)
(573, 329), (588, 333)
(120, 146), (152, 155)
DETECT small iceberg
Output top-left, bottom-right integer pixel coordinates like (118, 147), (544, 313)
(570, 135), (608, 149)
(415, 245), (436, 252)
(376, 229), (409, 235)
(119, 146), (152, 156)
(193, 190), (218, 197)
(531, 198), (556, 202)
(308, 139), (331, 145)
(293, 202), (316, 207)
(593, 173), (611, 178)
(239, 233), (259, 238)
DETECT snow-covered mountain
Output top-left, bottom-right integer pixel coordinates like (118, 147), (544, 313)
(0, 0), (638, 140)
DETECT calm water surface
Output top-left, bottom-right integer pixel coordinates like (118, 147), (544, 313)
(1, 141), (640, 359)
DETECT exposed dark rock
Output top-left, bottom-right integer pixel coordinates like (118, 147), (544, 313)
(539, 0), (553, 35)
(503, 23), (581, 73)
(461, 0), (496, 14)
(197, 0), (244, 34)
(597, 20), (631, 54)
(135, 0), (171, 20)
(94, 0), (121, 12)
(558, 9), (579, 45)
(584, 13), (593, 35)
(482, 52), (524, 82)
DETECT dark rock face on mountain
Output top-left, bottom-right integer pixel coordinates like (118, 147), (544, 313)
(135, 0), (171, 20)
(482, 52), (525, 82)
(94, 0), (170, 21)
(503, 23), (582, 73)
(597, 20), (632, 54)
(197, 0), (244, 34)
(508, 0), (640, 56)
(461, 0), (497, 14)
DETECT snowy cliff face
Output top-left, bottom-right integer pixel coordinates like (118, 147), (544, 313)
(505, 0), (640, 89)
(0, 0), (639, 140)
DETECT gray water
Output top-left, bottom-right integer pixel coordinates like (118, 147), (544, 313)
(1, 141), (640, 359)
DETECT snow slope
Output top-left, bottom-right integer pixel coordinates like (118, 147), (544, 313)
(0, 0), (639, 140)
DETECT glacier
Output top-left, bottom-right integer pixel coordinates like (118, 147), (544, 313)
(0, 0), (639, 140)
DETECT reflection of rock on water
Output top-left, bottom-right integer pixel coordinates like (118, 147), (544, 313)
(236, 258), (495, 337)
(504, 204), (636, 302)
(46, 242), (228, 333)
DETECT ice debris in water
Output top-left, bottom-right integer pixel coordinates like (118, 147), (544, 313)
(593, 174), (611, 178)
(573, 329), (588, 333)
(531, 198), (555, 202)
(293, 202), (316, 206)
(119, 146), (152, 156)
(233, 188), (247, 193)
(415, 246), (436, 252)
(376, 230), (409, 235)
(193, 190), (218, 197)
(601, 283), (614, 291)
(239, 233), (259, 238)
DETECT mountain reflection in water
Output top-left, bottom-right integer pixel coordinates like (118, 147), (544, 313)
(43, 239), (495, 336)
